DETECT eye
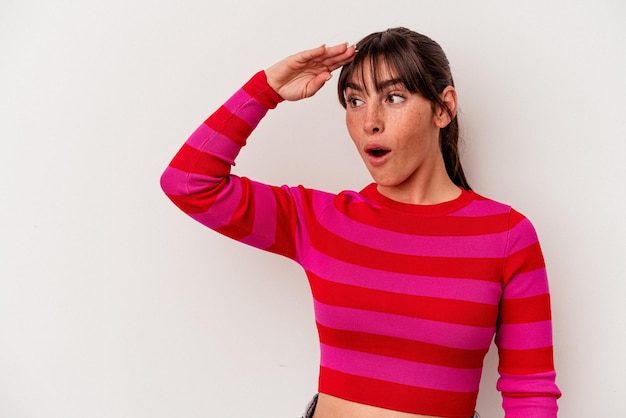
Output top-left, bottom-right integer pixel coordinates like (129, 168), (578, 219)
(346, 96), (364, 108)
(387, 93), (405, 104)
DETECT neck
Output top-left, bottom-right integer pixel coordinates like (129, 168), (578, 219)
(377, 161), (461, 205)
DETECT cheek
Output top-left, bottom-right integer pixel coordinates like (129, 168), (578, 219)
(345, 114), (359, 141)
(400, 112), (431, 143)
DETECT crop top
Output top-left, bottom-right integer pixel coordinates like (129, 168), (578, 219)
(160, 71), (561, 417)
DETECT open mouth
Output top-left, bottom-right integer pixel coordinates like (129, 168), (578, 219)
(366, 148), (390, 158)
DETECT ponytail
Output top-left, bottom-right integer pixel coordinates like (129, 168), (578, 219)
(441, 118), (470, 190)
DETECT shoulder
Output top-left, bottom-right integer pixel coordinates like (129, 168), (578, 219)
(454, 190), (512, 216)
(464, 191), (541, 241)
(282, 184), (377, 221)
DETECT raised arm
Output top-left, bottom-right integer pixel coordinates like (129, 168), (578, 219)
(161, 43), (355, 259)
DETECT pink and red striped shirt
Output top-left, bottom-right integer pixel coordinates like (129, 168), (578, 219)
(161, 71), (560, 417)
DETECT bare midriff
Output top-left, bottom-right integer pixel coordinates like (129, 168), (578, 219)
(312, 393), (458, 418)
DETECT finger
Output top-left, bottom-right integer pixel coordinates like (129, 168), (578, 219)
(298, 42), (350, 64)
(324, 42), (350, 57)
(294, 44), (327, 64)
(323, 45), (357, 70)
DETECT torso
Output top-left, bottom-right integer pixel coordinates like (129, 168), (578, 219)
(312, 394), (463, 418)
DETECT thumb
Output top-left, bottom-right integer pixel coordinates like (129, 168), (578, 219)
(304, 72), (332, 99)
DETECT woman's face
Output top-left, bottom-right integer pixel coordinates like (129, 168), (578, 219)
(344, 61), (446, 198)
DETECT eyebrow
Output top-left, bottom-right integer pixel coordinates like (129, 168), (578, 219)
(345, 78), (404, 92)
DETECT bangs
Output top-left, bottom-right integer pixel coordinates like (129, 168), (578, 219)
(337, 32), (444, 107)
(338, 33), (429, 107)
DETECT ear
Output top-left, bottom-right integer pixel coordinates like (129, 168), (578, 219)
(434, 86), (458, 128)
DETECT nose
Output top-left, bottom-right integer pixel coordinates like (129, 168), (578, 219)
(364, 103), (383, 134)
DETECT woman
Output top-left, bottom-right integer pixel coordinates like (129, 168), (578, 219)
(161, 27), (561, 418)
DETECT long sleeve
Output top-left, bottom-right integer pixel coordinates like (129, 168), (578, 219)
(160, 71), (304, 260)
(496, 209), (561, 417)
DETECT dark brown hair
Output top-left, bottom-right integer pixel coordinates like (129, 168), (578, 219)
(338, 27), (470, 190)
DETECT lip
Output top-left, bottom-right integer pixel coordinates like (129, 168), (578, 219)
(364, 144), (392, 167)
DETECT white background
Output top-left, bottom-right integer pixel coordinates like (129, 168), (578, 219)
(1, 1), (625, 417)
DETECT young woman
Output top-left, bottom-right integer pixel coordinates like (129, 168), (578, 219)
(161, 27), (561, 418)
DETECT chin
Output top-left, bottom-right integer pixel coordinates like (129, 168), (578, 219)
(371, 176), (403, 188)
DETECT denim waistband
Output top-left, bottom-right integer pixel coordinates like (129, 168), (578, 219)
(301, 393), (318, 418)
(300, 394), (480, 418)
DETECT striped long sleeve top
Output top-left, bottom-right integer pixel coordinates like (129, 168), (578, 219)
(160, 71), (561, 417)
